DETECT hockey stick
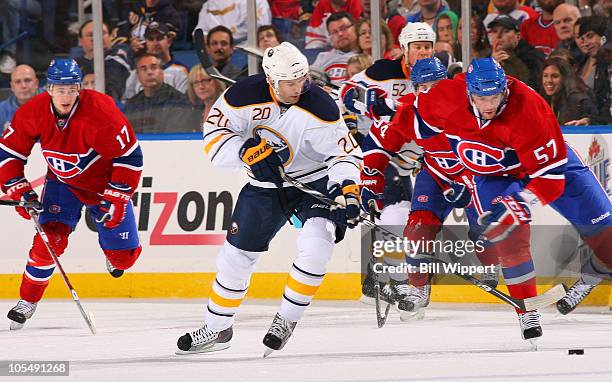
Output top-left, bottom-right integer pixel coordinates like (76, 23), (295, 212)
(193, 28), (237, 86)
(370, 205), (391, 328)
(282, 173), (566, 311)
(0, 199), (42, 208)
(30, 211), (97, 335)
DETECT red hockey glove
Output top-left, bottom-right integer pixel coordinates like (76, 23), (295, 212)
(477, 192), (531, 244)
(2, 177), (42, 220)
(97, 183), (132, 229)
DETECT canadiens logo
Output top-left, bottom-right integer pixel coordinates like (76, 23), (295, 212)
(426, 150), (463, 174)
(417, 195), (428, 203)
(456, 141), (506, 174)
(324, 63), (347, 81)
(253, 126), (293, 165)
(42, 148), (101, 179)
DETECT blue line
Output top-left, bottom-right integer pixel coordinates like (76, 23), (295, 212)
(561, 125), (612, 134)
(136, 132), (202, 141)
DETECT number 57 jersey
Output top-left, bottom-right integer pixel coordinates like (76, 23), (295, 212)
(0, 90), (142, 205)
(203, 74), (362, 188)
(414, 75), (568, 205)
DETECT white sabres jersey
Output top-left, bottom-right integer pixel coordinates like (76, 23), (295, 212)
(350, 57), (421, 176)
(203, 74), (361, 188)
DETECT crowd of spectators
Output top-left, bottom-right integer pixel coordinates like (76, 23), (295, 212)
(0, 0), (610, 133)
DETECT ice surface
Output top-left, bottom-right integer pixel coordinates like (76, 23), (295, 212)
(1, 299), (611, 381)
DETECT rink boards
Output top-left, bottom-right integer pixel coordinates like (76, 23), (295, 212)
(0, 128), (611, 304)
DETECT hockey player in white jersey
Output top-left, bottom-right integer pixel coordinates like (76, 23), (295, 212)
(338, 23), (436, 312)
(176, 42), (361, 356)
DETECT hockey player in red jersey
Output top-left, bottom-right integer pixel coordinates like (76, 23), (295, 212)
(413, 57), (612, 340)
(0, 58), (143, 330)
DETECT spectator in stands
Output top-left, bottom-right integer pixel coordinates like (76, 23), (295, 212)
(117, 0), (182, 43)
(76, 20), (131, 101)
(0, 64), (39, 132)
(519, 0), (563, 57)
(356, 19), (402, 59)
(0, 1), (42, 73)
(82, 72), (96, 90)
(257, 25), (283, 51)
(311, 12), (360, 86)
(361, 0), (406, 44)
(346, 53), (373, 77)
(575, 15), (611, 124)
(305, 0), (363, 49)
(123, 22), (189, 102)
(434, 10), (458, 47)
(538, 57), (597, 125)
(489, 14), (545, 90)
(195, 0), (272, 45)
(483, 0), (538, 37)
(553, 4), (584, 62)
(407, 0), (456, 26)
(185, 64), (226, 132)
(125, 53), (191, 133)
(206, 25), (245, 81)
(454, 11), (491, 60)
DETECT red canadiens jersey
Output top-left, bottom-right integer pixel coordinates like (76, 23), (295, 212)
(520, 15), (560, 57)
(364, 93), (466, 186)
(414, 75), (568, 205)
(0, 90), (142, 205)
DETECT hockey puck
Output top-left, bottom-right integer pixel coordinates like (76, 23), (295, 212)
(568, 349), (584, 355)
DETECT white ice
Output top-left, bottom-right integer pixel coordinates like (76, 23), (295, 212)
(1, 299), (611, 382)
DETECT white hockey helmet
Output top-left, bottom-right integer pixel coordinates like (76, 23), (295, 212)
(399, 22), (436, 50)
(262, 42), (310, 95)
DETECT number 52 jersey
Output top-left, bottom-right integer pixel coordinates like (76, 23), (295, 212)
(203, 74), (361, 188)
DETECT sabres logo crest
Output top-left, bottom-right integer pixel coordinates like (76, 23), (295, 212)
(253, 126), (293, 165)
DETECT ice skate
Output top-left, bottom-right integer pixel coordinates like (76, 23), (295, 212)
(263, 313), (297, 357)
(396, 282), (430, 321)
(518, 310), (542, 350)
(7, 300), (37, 330)
(556, 279), (597, 315)
(106, 257), (124, 278)
(175, 325), (233, 355)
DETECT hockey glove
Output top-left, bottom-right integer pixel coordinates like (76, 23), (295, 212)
(239, 135), (284, 186)
(343, 113), (364, 145)
(339, 80), (370, 115)
(328, 180), (361, 228)
(3, 177), (42, 220)
(360, 166), (385, 214)
(97, 182), (132, 229)
(442, 182), (472, 209)
(477, 192), (531, 244)
(366, 85), (395, 120)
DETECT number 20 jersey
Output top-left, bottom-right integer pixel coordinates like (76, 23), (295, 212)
(203, 74), (361, 188)
(0, 90), (142, 205)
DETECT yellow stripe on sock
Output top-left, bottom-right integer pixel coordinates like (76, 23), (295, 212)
(209, 289), (243, 308)
(286, 276), (320, 296)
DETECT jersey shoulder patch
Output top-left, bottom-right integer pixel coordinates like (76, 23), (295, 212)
(295, 85), (340, 122)
(364, 59), (405, 81)
(224, 74), (272, 108)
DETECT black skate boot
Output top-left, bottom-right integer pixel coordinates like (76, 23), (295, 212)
(556, 279), (598, 315)
(106, 258), (124, 278)
(396, 281), (431, 321)
(176, 325), (233, 355)
(7, 300), (38, 330)
(263, 313), (297, 357)
(518, 310), (542, 350)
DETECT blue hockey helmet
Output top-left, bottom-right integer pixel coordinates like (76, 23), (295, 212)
(465, 58), (506, 96)
(47, 58), (82, 85)
(410, 57), (447, 85)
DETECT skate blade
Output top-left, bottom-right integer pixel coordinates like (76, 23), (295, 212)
(263, 347), (275, 358)
(360, 295), (376, 306)
(528, 338), (538, 351)
(399, 309), (425, 322)
(175, 342), (231, 355)
(9, 321), (24, 330)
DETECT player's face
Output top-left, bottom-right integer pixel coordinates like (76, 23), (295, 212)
(437, 17), (453, 43)
(542, 65), (562, 96)
(276, 75), (310, 104)
(415, 80), (441, 95)
(553, 7), (579, 41)
(405, 42), (433, 66)
(49, 84), (80, 115)
(328, 18), (357, 52)
(470, 92), (505, 119)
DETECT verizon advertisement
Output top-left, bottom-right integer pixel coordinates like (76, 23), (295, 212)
(0, 134), (610, 275)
